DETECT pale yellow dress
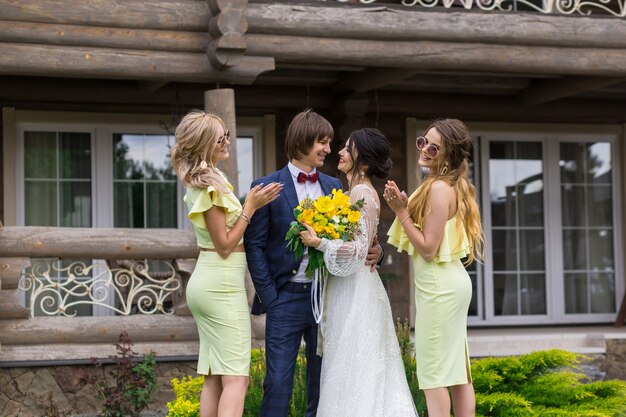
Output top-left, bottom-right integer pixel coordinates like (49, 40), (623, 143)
(184, 178), (250, 376)
(388, 215), (472, 389)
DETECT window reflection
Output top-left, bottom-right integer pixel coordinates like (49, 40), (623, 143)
(113, 134), (176, 228)
(560, 141), (615, 314)
(489, 141), (546, 316)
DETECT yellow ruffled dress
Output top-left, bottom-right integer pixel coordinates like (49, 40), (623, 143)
(184, 179), (250, 376)
(388, 215), (473, 389)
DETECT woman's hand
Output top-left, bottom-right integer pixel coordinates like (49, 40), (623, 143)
(383, 180), (408, 214)
(299, 222), (322, 248)
(245, 182), (283, 210)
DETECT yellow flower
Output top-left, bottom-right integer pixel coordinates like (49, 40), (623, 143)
(313, 214), (328, 226)
(314, 195), (335, 214)
(299, 209), (316, 225)
(347, 210), (361, 223)
(331, 189), (350, 208)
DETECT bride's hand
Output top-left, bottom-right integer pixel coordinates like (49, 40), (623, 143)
(299, 222), (322, 248)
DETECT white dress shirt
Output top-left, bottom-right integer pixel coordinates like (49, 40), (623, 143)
(288, 162), (324, 283)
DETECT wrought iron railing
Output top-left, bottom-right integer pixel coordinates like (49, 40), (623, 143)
(18, 259), (182, 317)
(338, 0), (626, 17)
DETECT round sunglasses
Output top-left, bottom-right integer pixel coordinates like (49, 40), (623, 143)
(217, 130), (230, 144)
(416, 136), (440, 158)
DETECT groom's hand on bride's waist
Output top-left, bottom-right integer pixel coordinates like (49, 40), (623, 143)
(365, 235), (384, 271)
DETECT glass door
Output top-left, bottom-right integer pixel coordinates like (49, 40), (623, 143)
(479, 131), (621, 325)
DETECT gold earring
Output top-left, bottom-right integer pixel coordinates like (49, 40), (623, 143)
(440, 163), (449, 175)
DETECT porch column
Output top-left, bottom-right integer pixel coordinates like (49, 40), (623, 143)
(204, 88), (239, 196)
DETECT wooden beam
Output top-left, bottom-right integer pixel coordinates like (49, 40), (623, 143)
(246, 34), (626, 77)
(340, 68), (422, 93)
(136, 81), (170, 93)
(518, 76), (626, 106)
(0, 341), (200, 362)
(0, 20), (208, 53)
(0, 226), (199, 259)
(0, 77), (334, 110)
(0, 316), (198, 345)
(0, 42), (274, 84)
(0, 0), (210, 31)
(246, 3), (626, 49)
(369, 91), (626, 124)
(0, 291), (29, 319)
(0, 258), (30, 290)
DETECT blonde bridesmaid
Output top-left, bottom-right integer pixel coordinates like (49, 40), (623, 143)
(171, 110), (282, 417)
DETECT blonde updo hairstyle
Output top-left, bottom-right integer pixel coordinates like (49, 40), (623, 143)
(407, 118), (484, 265)
(171, 110), (229, 193)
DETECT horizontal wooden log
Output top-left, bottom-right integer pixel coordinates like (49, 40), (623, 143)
(0, 20), (208, 53)
(0, 0), (210, 31)
(246, 34), (626, 77)
(0, 76), (333, 110)
(369, 91), (626, 124)
(0, 42), (274, 83)
(0, 341), (200, 363)
(0, 316), (198, 345)
(0, 226), (199, 259)
(518, 76), (626, 106)
(0, 291), (30, 319)
(247, 3), (626, 49)
(0, 258), (31, 290)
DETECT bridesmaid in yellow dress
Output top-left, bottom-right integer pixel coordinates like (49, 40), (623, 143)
(171, 110), (282, 417)
(383, 118), (484, 417)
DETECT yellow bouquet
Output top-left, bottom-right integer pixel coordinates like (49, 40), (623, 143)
(285, 188), (364, 277)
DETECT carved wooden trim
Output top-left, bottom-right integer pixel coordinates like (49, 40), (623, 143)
(207, 0), (248, 69)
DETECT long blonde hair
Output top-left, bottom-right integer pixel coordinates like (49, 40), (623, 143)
(170, 110), (229, 192)
(407, 119), (484, 264)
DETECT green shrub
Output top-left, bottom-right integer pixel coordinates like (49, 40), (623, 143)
(473, 350), (626, 417)
(396, 318), (428, 415)
(167, 330), (626, 417)
(89, 331), (157, 417)
(167, 347), (309, 417)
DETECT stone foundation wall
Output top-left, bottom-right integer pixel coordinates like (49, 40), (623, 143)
(0, 361), (197, 417)
(2, 340), (626, 417)
(604, 339), (626, 380)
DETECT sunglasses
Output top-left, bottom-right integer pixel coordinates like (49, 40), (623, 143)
(416, 136), (440, 158)
(217, 130), (230, 144)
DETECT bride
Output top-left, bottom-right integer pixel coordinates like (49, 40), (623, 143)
(299, 128), (418, 417)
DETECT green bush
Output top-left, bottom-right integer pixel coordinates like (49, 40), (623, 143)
(89, 331), (157, 417)
(473, 350), (626, 417)
(167, 327), (626, 417)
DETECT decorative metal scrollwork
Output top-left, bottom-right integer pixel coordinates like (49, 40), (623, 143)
(347, 0), (626, 17)
(18, 260), (182, 317)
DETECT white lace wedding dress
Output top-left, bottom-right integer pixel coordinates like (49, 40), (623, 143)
(315, 184), (418, 417)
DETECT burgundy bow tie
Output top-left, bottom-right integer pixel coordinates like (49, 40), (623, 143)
(297, 172), (319, 183)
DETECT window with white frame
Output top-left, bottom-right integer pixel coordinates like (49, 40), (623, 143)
(478, 130), (622, 325)
(13, 113), (268, 317)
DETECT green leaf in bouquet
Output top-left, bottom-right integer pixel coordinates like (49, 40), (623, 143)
(305, 248), (324, 277)
(350, 198), (365, 210)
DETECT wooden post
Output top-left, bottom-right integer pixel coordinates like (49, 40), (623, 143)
(617, 122), (626, 327)
(334, 93), (370, 142)
(204, 88), (239, 196)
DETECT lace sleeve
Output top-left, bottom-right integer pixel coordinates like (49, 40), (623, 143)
(318, 185), (379, 277)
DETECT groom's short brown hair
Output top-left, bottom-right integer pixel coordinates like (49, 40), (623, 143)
(285, 109), (334, 161)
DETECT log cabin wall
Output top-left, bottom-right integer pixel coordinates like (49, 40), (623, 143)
(1, 0), (626, 370)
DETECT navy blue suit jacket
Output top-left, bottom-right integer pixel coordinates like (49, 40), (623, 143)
(244, 165), (342, 315)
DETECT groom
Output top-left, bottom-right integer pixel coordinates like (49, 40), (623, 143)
(245, 109), (382, 417)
